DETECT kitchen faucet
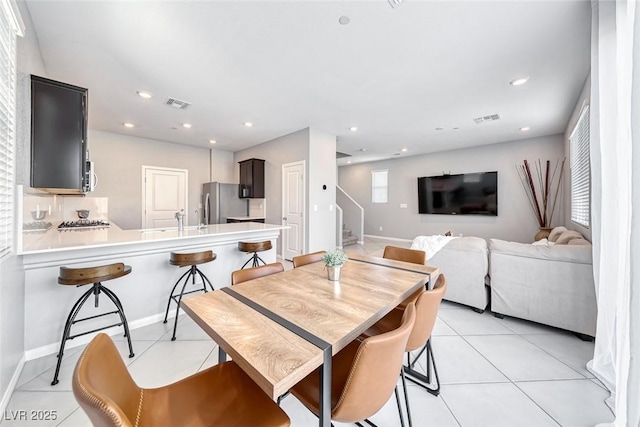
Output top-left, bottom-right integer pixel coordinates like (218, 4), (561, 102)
(175, 209), (185, 231)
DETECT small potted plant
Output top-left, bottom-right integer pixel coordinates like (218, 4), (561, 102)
(321, 249), (348, 281)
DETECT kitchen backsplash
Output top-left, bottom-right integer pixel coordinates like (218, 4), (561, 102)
(22, 189), (109, 227)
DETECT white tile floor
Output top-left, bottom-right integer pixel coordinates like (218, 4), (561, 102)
(1, 237), (615, 426)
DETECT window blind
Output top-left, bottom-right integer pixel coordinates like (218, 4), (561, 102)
(0, 0), (18, 257)
(569, 105), (590, 227)
(371, 170), (388, 204)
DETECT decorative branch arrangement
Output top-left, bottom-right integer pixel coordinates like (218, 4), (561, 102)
(516, 158), (566, 228)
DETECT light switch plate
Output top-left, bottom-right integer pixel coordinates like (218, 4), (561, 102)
(400, 203), (408, 208)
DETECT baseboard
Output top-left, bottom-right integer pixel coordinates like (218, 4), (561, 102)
(0, 354), (25, 415)
(24, 311), (173, 361)
(363, 234), (412, 243)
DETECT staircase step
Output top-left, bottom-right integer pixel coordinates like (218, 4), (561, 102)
(342, 235), (358, 246)
(342, 228), (352, 237)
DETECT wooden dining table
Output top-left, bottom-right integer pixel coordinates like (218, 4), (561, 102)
(181, 253), (439, 427)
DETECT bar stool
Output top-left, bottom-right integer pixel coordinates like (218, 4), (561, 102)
(238, 241), (272, 269)
(52, 262), (134, 386)
(163, 250), (216, 341)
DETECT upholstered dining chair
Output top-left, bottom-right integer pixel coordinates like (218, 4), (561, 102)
(383, 245), (427, 265)
(72, 333), (291, 427)
(292, 250), (326, 268)
(231, 262), (284, 285)
(383, 245), (428, 307)
(363, 274), (447, 427)
(291, 303), (416, 427)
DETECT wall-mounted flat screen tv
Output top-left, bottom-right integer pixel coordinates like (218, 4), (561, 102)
(417, 172), (498, 216)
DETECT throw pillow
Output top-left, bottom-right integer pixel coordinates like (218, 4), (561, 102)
(555, 230), (583, 245)
(548, 226), (568, 242)
(532, 238), (550, 246)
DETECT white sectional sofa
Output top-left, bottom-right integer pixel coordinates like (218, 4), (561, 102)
(489, 232), (596, 337)
(427, 237), (489, 312)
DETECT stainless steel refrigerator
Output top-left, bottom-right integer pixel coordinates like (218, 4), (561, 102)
(202, 182), (248, 224)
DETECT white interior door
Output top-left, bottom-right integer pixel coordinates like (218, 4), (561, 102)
(142, 166), (188, 228)
(282, 161), (305, 260)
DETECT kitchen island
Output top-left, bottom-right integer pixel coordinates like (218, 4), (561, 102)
(19, 222), (287, 359)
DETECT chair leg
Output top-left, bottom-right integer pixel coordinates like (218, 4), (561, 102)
(394, 386), (405, 427)
(163, 268), (191, 323)
(170, 267), (195, 341)
(241, 255), (254, 269)
(195, 267), (215, 292)
(400, 368), (413, 427)
(100, 285), (135, 358)
(51, 286), (95, 386)
(403, 339), (441, 396)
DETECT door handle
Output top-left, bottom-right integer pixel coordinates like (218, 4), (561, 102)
(282, 217), (287, 221)
(205, 193), (210, 224)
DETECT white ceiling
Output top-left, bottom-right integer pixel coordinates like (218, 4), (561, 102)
(25, 0), (591, 165)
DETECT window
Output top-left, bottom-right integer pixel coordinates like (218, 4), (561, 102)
(569, 105), (590, 227)
(0, 0), (22, 257)
(371, 170), (388, 203)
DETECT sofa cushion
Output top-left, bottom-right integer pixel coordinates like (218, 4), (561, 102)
(568, 238), (591, 246)
(555, 230), (584, 245)
(548, 226), (568, 242)
(489, 238), (592, 264)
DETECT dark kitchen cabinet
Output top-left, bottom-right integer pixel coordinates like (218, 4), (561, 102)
(239, 158), (265, 198)
(30, 75), (88, 194)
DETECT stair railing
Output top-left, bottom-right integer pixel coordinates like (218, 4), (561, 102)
(336, 185), (364, 245)
(336, 205), (343, 249)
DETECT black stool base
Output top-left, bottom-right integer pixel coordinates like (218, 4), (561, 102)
(241, 252), (267, 269)
(52, 282), (134, 386)
(163, 265), (214, 341)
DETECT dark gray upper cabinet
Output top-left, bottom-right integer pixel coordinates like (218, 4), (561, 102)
(239, 158), (265, 198)
(30, 75), (88, 194)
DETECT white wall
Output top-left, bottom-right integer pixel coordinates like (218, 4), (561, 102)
(89, 130), (231, 230)
(338, 135), (565, 243)
(307, 128), (337, 251)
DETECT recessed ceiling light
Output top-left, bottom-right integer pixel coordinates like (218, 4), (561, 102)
(520, 126), (531, 131)
(338, 16), (350, 25)
(401, 148), (408, 152)
(349, 126), (358, 132)
(209, 139), (217, 144)
(244, 122), (253, 127)
(137, 91), (152, 99)
(360, 148), (367, 152)
(435, 127), (444, 131)
(453, 127), (460, 130)
(347, 160), (352, 164)
(510, 77), (529, 86)
(123, 122), (134, 128)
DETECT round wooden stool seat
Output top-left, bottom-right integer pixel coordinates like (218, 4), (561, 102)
(238, 241), (272, 253)
(58, 263), (131, 286)
(238, 241), (272, 269)
(170, 250), (216, 267)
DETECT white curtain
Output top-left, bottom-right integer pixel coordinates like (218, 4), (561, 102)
(587, 1), (639, 426)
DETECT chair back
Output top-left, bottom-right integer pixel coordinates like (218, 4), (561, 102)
(331, 303), (416, 423)
(406, 274), (447, 351)
(382, 246), (426, 265)
(292, 251), (326, 268)
(231, 262), (284, 285)
(72, 333), (140, 427)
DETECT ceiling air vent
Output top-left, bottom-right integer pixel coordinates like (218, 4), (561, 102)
(165, 98), (191, 110)
(473, 113), (501, 124)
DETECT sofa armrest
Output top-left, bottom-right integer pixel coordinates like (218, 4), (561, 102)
(489, 239), (592, 264)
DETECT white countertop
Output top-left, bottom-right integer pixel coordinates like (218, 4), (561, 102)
(19, 222), (288, 255)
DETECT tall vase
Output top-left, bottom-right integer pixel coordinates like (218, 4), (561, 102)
(326, 265), (342, 281)
(535, 227), (553, 241)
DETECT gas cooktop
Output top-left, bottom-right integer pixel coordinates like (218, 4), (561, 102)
(58, 220), (111, 230)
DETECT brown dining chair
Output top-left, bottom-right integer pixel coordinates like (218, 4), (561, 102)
(363, 274), (447, 427)
(291, 303), (416, 426)
(292, 250), (326, 268)
(383, 245), (427, 307)
(72, 333), (291, 427)
(231, 262), (284, 285)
